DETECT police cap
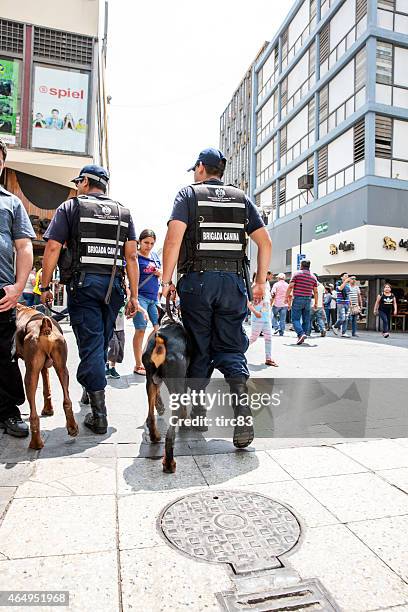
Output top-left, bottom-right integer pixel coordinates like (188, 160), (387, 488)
(187, 147), (227, 172)
(72, 164), (110, 187)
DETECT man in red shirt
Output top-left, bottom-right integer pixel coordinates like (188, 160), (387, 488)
(286, 260), (318, 345)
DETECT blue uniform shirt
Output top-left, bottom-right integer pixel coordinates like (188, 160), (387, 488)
(44, 193), (137, 244)
(169, 179), (264, 235)
(0, 186), (36, 289)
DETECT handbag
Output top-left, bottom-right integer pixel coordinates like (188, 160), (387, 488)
(350, 304), (361, 315)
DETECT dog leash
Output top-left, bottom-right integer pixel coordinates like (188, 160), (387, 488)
(165, 291), (179, 323)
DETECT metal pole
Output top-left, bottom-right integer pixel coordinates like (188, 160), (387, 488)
(299, 214), (303, 256)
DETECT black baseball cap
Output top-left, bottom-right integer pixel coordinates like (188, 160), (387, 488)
(187, 147), (227, 172)
(71, 164), (110, 187)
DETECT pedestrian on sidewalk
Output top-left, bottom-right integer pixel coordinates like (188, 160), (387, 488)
(161, 146), (271, 448)
(106, 306), (125, 379)
(0, 138), (35, 438)
(22, 267), (36, 306)
(329, 283), (337, 327)
(132, 229), (161, 375)
(309, 275), (327, 337)
(271, 272), (288, 336)
(323, 286), (333, 329)
(374, 283), (397, 338)
(40, 164), (140, 435)
(248, 285), (278, 367)
(348, 276), (362, 337)
(286, 259), (318, 345)
(331, 272), (351, 337)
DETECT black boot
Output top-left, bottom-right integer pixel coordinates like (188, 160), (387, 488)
(228, 377), (254, 449)
(84, 390), (108, 434)
(80, 387), (89, 405)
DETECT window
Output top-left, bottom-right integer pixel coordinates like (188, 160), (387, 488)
(356, 0), (368, 21)
(355, 47), (367, 91)
(281, 29), (288, 64)
(375, 115), (392, 158)
(376, 41), (393, 84)
(281, 77), (288, 108)
(319, 85), (329, 122)
(0, 19), (24, 55)
(279, 176), (286, 206)
(378, 0), (395, 9)
(309, 41), (316, 77)
(320, 24), (330, 65)
(353, 118), (365, 162)
(272, 181), (277, 208)
(308, 98), (315, 133)
(280, 125), (287, 157)
(318, 146), (328, 182)
(286, 248), (292, 266)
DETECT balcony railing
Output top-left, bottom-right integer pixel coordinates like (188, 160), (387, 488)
(320, 16), (367, 77)
(375, 156), (408, 180)
(257, 112), (278, 145)
(376, 82), (408, 109)
(258, 68), (279, 102)
(319, 160), (365, 198)
(256, 161), (278, 188)
(320, 0), (335, 18)
(282, 18), (316, 71)
(281, 73), (315, 119)
(281, 129), (314, 169)
(279, 190), (313, 219)
(319, 87), (366, 138)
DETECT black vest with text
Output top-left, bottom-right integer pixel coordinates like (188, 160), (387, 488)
(74, 195), (131, 275)
(178, 183), (248, 273)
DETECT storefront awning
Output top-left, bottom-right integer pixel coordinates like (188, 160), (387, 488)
(6, 149), (93, 188)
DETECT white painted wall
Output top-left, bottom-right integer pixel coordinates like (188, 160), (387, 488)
(287, 52), (309, 98)
(286, 160), (308, 199)
(327, 127), (354, 176)
(393, 120), (408, 160)
(288, 0), (309, 48)
(286, 105), (309, 149)
(394, 47), (408, 87)
(330, 0), (356, 51)
(261, 52), (275, 88)
(329, 59), (355, 112)
(1, 0), (99, 36)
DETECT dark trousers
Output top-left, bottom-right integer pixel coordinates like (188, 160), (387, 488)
(0, 303), (25, 420)
(178, 271), (249, 388)
(379, 309), (391, 333)
(67, 274), (125, 392)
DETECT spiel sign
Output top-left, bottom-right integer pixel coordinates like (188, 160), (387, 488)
(31, 66), (89, 154)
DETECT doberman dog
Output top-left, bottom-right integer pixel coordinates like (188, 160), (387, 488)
(15, 304), (78, 449)
(142, 296), (189, 473)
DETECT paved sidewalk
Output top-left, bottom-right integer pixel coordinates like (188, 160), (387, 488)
(0, 321), (407, 611)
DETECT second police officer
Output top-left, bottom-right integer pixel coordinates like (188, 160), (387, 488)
(161, 148), (271, 448)
(40, 165), (140, 434)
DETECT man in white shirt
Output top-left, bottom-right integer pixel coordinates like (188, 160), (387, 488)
(348, 275), (362, 337)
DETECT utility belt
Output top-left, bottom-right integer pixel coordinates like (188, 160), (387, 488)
(189, 259), (243, 273)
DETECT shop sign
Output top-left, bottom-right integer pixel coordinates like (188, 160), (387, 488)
(315, 222), (328, 235)
(399, 239), (408, 250)
(31, 66), (89, 154)
(329, 241), (355, 255)
(0, 58), (20, 145)
(297, 253), (306, 269)
(383, 236), (397, 250)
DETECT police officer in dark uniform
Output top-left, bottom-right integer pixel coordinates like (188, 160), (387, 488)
(161, 148), (271, 448)
(40, 165), (140, 434)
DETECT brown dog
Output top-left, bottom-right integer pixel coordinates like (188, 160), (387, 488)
(15, 304), (78, 449)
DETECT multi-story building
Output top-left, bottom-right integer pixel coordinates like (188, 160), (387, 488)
(220, 44), (268, 195)
(252, 0), (408, 330)
(0, 0), (108, 262)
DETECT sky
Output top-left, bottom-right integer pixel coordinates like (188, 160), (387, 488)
(107, 0), (294, 246)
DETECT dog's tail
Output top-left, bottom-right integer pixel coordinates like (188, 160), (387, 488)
(39, 317), (53, 337)
(151, 334), (166, 368)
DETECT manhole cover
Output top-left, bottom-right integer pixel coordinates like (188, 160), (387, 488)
(158, 490), (301, 573)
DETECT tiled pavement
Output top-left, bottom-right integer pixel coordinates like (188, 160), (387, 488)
(0, 322), (407, 611)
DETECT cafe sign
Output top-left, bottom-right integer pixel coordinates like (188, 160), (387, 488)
(329, 241), (355, 255)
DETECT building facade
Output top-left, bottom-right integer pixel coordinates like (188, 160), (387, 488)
(251, 0), (408, 330)
(220, 44), (268, 195)
(0, 0), (108, 262)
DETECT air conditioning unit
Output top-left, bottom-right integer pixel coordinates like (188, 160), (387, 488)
(298, 174), (314, 190)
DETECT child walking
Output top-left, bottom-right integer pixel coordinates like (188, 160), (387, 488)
(248, 287), (278, 367)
